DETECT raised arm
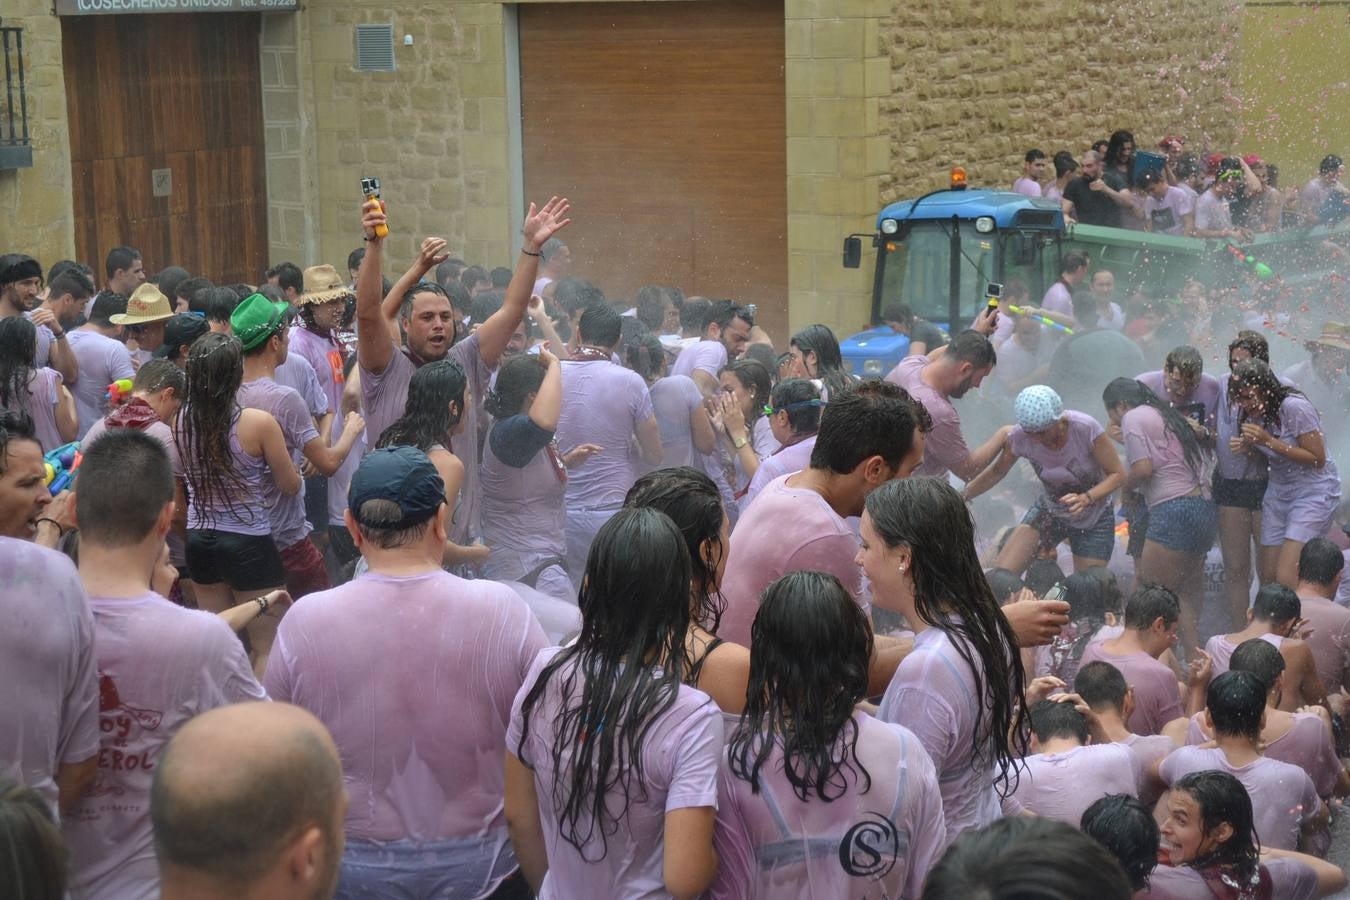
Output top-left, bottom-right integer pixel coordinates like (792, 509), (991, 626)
(476, 197), (571, 369)
(380, 236), (451, 345)
(355, 201), (394, 375)
(527, 295), (565, 355)
(526, 348), (562, 431)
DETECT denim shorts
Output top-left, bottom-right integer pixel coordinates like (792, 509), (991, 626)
(1145, 495), (1218, 555)
(1211, 474), (1267, 510)
(1021, 497), (1116, 562)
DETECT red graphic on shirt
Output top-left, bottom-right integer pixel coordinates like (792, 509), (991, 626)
(84, 674), (164, 799)
(327, 349), (345, 385)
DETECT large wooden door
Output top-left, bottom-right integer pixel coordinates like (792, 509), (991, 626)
(520, 1), (788, 339)
(62, 14), (268, 284)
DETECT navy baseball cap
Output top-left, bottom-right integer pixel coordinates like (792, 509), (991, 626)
(348, 446), (446, 528)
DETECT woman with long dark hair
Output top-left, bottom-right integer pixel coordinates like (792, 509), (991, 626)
(480, 348), (593, 599)
(963, 384), (1124, 576)
(0, 316), (76, 451)
(625, 333), (714, 471)
(740, 377), (823, 512)
(624, 465), (750, 714)
(787, 324), (853, 399)
(1214, 332), (1274, 627)
(708, 357), (776, 520)
(1229, 358), (1341, 589)
(858, 477), (1026, 847)
(711, 570), (945, 898)
(376, 357), (490, 570)
(176, 332), (299, 676)
(504, 507), (721, 898)
(1103, 376), (1216, 653)
(1148, 770), (1342, 898)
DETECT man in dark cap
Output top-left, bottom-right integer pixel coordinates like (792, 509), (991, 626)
(263, 447), (549, 897)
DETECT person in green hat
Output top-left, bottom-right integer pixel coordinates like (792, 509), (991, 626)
(232, 293), (365, 604)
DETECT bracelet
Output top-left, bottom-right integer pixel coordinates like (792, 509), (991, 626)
(255, 595), (269, 615)
(521, 248), (543, 257)
(35, 517), (66, 536)
(52, 330), (66, 340)
(732, 435), (749, 449)
(363, 235), (379, 243)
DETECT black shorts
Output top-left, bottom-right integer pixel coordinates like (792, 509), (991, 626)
(186, 529), (285, 591)
(1212, 474), (1267, 510)
(304, 473), (328, 529)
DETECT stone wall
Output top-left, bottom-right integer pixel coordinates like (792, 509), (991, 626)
(880, 0), (1242, 205)
(0, 0), (76, 266)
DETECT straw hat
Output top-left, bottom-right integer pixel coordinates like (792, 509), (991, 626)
(1306, 322), (1350, 353)
(110, 284), (174, 326)
(297, 264), (352, 306)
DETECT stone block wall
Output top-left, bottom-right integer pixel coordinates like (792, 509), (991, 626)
(0, 0), (76, 267)
(879, 0), (1242, 205)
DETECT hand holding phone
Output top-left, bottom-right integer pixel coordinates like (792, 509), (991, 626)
(361, 177), (390, 238)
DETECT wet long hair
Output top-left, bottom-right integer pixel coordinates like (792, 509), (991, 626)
(0, 316), (37, 410)
(514, 508), (696, 860)
(729, 571), (874, 802)
(1102, 377), (1206, 479)
(1227, 330), (1270, 366)
(1172, 771), (1261, 886)
(719, 358), (772, 427)
(864, 477), (1027, 786)
(176, 333), (248, 517)
(624, 333), (666, 383)
(789, 324), (852, 399)
(483, 354), (546, 420)
(1229, 358), (1302, 433)
(376, 359), (466, 452)
(624, 466), (726, 634)
(1081, 794), (1159, 891)
(1062, 570), (1110, 660)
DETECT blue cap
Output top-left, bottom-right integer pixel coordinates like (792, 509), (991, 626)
(348, 446), (446, 528)
(1014, 385), (1064, 433)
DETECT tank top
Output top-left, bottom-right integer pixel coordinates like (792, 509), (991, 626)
(182, 413), (274, 535)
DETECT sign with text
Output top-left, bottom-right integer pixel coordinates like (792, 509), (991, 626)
(56, 0), (296, 14)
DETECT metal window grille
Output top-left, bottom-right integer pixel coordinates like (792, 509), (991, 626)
(0, 24), (32, 170)
(354, 24), (395, 72)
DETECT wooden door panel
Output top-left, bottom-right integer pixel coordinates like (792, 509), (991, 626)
(62, 13), (267, 286)
(520, 0), (787, 338)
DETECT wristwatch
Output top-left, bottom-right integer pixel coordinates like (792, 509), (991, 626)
(732, 435), (748, 450)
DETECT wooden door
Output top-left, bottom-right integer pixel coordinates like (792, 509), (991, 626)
(519, 1), (788, 339)
(62, 14), (268, 285)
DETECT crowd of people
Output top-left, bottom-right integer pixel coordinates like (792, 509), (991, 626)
(1012, 133), (1348, 234)
(2, 170), (1350, 900)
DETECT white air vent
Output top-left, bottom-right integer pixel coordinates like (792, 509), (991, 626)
(355, 24), (395, 72)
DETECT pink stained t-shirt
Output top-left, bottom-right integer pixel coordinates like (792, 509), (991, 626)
(1184, 711), (1341, 800)
(1040, 280), (1074, 318)
(289, 325), (361, 528)
(1158, 746), (1322, 851)
(1121, 732), (1177, 809)
(4, 366), (65, 452)
(669, 338), (727, 381)
(1007, 742), (1141, 827)
(556, 358), (655, 509)
(709, 713), (946, 900)
(1009, 409), (1110, 529)
(1202, 631), (1281, 677)
(884, 354), (965, 479)
(65, 592), (266, 900)
(237, 376), (321, 549)
(1141, 858), (1320, 899)
(1077, 642), (1184, 736)
(740, 434), (817, 514)
(1136, 370), (1221, 429)
(0, 538), (100, 816)
(507, 647), (723, 900)
(1120, 404), (1206, 509)
(1012, 176), (1042, 198)
(1296, 595), (1350, 694)
(878, 625), (1005, 848)
(717, 473), (864, 648)
(265, 570), (548, 846)
(66, 329), (135, 440)
(648, 374), (705, 470)
(360, 333), (491, 545)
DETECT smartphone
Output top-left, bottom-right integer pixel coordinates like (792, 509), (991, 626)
(744, 303), (758, 321)
(361, 177), (390, 238)
(1043, 582), (1067, 603)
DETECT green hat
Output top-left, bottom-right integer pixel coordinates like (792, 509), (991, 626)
(230, 293), (289, 352)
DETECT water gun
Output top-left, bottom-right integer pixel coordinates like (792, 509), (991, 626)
(1006, 305), (1074, 335)
(43, 441), (82, 495)
(106, 378), (133, 406)
(1225, 243), (1273, 280)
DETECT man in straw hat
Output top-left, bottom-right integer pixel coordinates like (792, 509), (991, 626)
(232, 293), (365, 600)
(110, 282), (176, 366)
(290, 265), (360, 570)
(1282, 321), (1350, 450)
